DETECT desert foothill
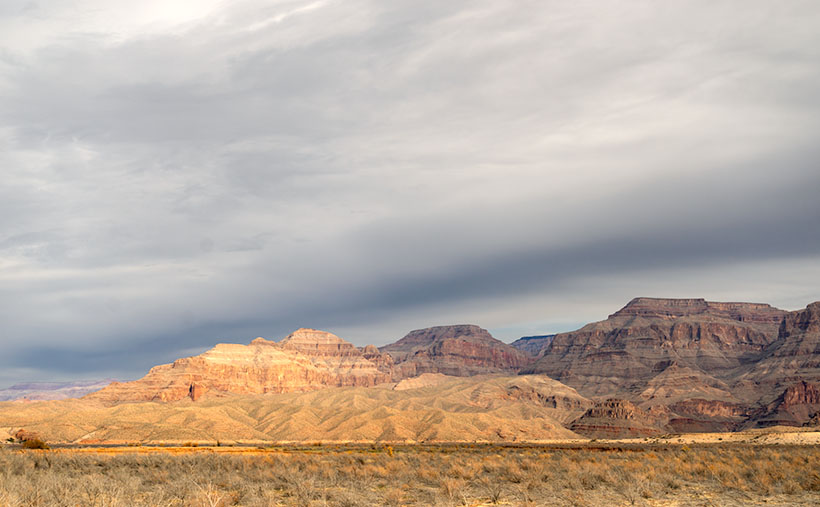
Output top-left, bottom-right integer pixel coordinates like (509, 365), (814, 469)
(3, 299), (820, 505)
(3, 0), (820, 506)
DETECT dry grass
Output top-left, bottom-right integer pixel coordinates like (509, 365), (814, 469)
(0, 442), (819, 506)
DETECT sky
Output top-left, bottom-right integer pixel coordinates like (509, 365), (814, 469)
(1, 0), (819, 385)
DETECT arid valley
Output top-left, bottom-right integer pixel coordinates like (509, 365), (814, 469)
(3, 298), (820, 505)
(3, 0), (820, 505)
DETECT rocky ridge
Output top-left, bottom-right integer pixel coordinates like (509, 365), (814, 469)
(523, 297), (787, 398)
(381, 325), (532, 377)
(525, 298), (820, 434)
(11, 297), (820, 441)
(734, 302), (820, 392)
(510, 334), (556, 356)
(90, 329), (393, 403)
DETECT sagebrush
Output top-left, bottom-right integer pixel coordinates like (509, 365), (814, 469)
(0, 443), (818, 506)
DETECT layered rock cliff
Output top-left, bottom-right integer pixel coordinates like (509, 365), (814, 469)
(70, 298), (820, 435)
(380, 325), (532, 377)
(89, 329), (393, 403)
(520, 298), (805, 432)
(734, 302), (820, 395)
(610, 298), (787, 325)
(569, 399), (665, 438)
(523, 298), (786, 398)
(751, 381), (820, 427)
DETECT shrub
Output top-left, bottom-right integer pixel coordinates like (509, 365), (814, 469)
(21, 439), (49, 450)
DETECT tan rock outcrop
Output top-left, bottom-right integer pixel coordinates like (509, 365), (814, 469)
(393, 373), (453, 391)
(360, 344), (395, 371)
(89, 329), (392, 403)
(4, 375), (585, 443)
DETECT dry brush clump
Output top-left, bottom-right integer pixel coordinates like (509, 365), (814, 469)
(0, 443), (818, 506)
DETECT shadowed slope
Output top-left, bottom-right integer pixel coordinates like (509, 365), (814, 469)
(381, 324), (532, 377)
(510, 334), (556, 356)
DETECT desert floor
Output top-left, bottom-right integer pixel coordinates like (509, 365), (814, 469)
(1, 439), (819, 506)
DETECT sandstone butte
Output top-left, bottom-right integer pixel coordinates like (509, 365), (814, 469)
(89, 328), (395, 403)
(380, 324), (532, 377)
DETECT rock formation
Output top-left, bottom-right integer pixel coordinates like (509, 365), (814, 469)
(380, 325), (532, 377)
(665, 399), (749, 433)
(750, 381), (820, 427)
(569, 399), (665, 438)
(24, 298), (820, 438)
(3, 375), (586, 444)
(89, 329), (393, 403)
(521, 298), (820, 432)
(610, 298), (786, 324)
(523, 298), (786, 399)
(734, 302), (820, 396)
(498, 375), (593, 420)
(509, 334), (556, 356)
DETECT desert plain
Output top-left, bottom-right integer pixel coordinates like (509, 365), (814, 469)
(2, 434), (820, 506)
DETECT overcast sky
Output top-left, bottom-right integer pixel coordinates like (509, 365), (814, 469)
(1, 0), (819, 385)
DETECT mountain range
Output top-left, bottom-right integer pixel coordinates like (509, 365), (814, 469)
(2, 297), (819, 443)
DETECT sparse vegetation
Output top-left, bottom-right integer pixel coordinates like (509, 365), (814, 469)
(0, 443), (818, 505)
(20, 438), (49, 450)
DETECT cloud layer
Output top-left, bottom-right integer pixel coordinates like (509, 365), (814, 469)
(1, 0), (820, 384)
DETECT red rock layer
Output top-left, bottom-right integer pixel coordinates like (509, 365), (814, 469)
(522, 298), (820, 434)
(380, 325), (532, 377)
(524, 298), (786, 398)
(569, 399), (664, 438)
(752, 381), (820, 427)
(734, 301), (820, 399)
(610, 297), (786, 325)
(665, 399), (748, 433)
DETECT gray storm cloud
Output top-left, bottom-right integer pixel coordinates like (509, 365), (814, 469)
(1, 0), (819, 384)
